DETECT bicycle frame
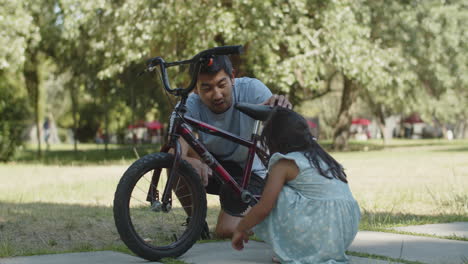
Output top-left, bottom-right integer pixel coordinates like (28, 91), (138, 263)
(142, 45), (268, 212)
(180, 115), (262, 191)
(147, 102), (267, 211)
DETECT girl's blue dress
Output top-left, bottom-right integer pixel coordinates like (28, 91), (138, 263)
(253, 151), (361, 264)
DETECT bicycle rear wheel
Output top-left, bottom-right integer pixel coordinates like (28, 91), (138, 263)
(113, 153), (207, 261)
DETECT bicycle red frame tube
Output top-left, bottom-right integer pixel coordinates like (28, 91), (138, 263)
(176, 115), (260, 195)
(156, 113), (260, 196)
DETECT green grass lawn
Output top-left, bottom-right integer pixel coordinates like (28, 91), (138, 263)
(11, 143), (161, 165)
(0, 139), (467, 258)
(336, 143), (468, 227)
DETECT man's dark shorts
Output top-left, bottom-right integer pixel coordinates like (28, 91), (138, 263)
(205, 159), (263, 195)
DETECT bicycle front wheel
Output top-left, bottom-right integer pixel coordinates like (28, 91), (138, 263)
(113, 153), (207, 261)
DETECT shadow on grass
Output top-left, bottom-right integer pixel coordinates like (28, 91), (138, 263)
(0, 201), (214, 261)
(10, 139), (467, 165)
(11, 144), (161, 165)
(320, 139), (468, 152)
(0, 201), (127, 258)
(382, 139), (468, 149)
(319, 141), (385, 152)
(10, 141), (387, 165)
(433, 146), (468, 152)
(2, 200), (467, 259)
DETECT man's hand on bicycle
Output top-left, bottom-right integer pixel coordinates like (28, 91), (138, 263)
(261, 94), (292, 109)
(188, 158), (212, 187)
(175, 140), (212, 186)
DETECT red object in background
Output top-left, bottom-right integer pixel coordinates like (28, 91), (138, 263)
(146, 121), (162, 130)
(352, 118), (371, 126)
(128, 120), (145, 129)
(128, 121), (162, 130)
(307, 120), (317, 128)
(403, 113), (424, 124)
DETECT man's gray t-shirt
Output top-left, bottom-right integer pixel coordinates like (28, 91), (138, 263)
(184, 77), (272, 178)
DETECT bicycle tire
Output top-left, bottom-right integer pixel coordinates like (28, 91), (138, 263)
(113, 152), (207, 261)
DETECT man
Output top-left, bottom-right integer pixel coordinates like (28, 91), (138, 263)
(176, 55), (292, 238)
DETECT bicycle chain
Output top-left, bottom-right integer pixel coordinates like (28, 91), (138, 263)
(219, 173), (265, 217)
(219, 184), (250, 217)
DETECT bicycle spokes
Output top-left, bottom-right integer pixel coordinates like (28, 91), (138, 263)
(129, 167), (192, 247)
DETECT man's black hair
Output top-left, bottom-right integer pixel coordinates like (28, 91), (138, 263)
(189, 55), (233, 76)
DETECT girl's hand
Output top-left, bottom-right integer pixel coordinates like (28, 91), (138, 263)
(231, 230), (251, 251)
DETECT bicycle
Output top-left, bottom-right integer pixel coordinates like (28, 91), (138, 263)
(113, 45), (274, 261)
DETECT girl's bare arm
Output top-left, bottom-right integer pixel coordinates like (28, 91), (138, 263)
(232, 159), (298, 250)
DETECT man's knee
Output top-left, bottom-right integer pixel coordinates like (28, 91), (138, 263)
(214, 210), (241, 239)
(214, 224), (234, 239)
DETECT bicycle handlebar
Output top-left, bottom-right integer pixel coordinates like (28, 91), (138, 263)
(145, 45), (243, 96)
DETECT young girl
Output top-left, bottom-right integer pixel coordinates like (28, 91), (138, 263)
(232, 107), (360, 264)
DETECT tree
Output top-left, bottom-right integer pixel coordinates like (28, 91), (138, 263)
(362, 0), (467, 138)
(0, 0), (39, 71)
(6, 0), (463, 157)
(226, 1), (400, 149)
(0, 0), (39, 160)
(55, 0), (237, 147)
(0, 74), (31, 161)
(19, 0), (63, 156)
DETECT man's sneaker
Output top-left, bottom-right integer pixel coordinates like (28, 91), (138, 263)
(200, 220), (210, 240)
(184, 217), (211, 240)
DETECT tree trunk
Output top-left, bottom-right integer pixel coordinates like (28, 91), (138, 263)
(459, 118), (467, 139)
(363, 89), (388, 145)
(70, 82), (78, 153)
(332, 75), (360, 151)
(131, 82), (136, 146)
(103, 82), (109, 154)
(23, 51), (41, 158)
(376, 120), (387, 144)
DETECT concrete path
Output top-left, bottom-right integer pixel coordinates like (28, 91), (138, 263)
(180, 241), (403, 264)
(2, 229), (468, 264)
(0, 251), (150, 264)
(391, 222), (468, 238)
(0, 243), (401, 264)
(349, 231), (468, 264)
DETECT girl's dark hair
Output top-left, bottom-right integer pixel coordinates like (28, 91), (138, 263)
(260, 107), (348, 183)
(189, 55), (233, 76)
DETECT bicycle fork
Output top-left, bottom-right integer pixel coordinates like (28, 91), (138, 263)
(146, 139), (182, 213)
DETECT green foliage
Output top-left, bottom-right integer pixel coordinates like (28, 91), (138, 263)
(0, 0), (40, 71)
(58, 100), (133, 143)
(1, 0), (467, 152)
(75, 102), (103, 142)
(42, 62), (72, 121)
(363, 0), (468, 121)
(0, 74), (31, 161)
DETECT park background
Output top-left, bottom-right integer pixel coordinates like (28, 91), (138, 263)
(1, 0), (467, 262)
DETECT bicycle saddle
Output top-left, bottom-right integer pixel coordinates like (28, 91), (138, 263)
(235, 103), (273, 121)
